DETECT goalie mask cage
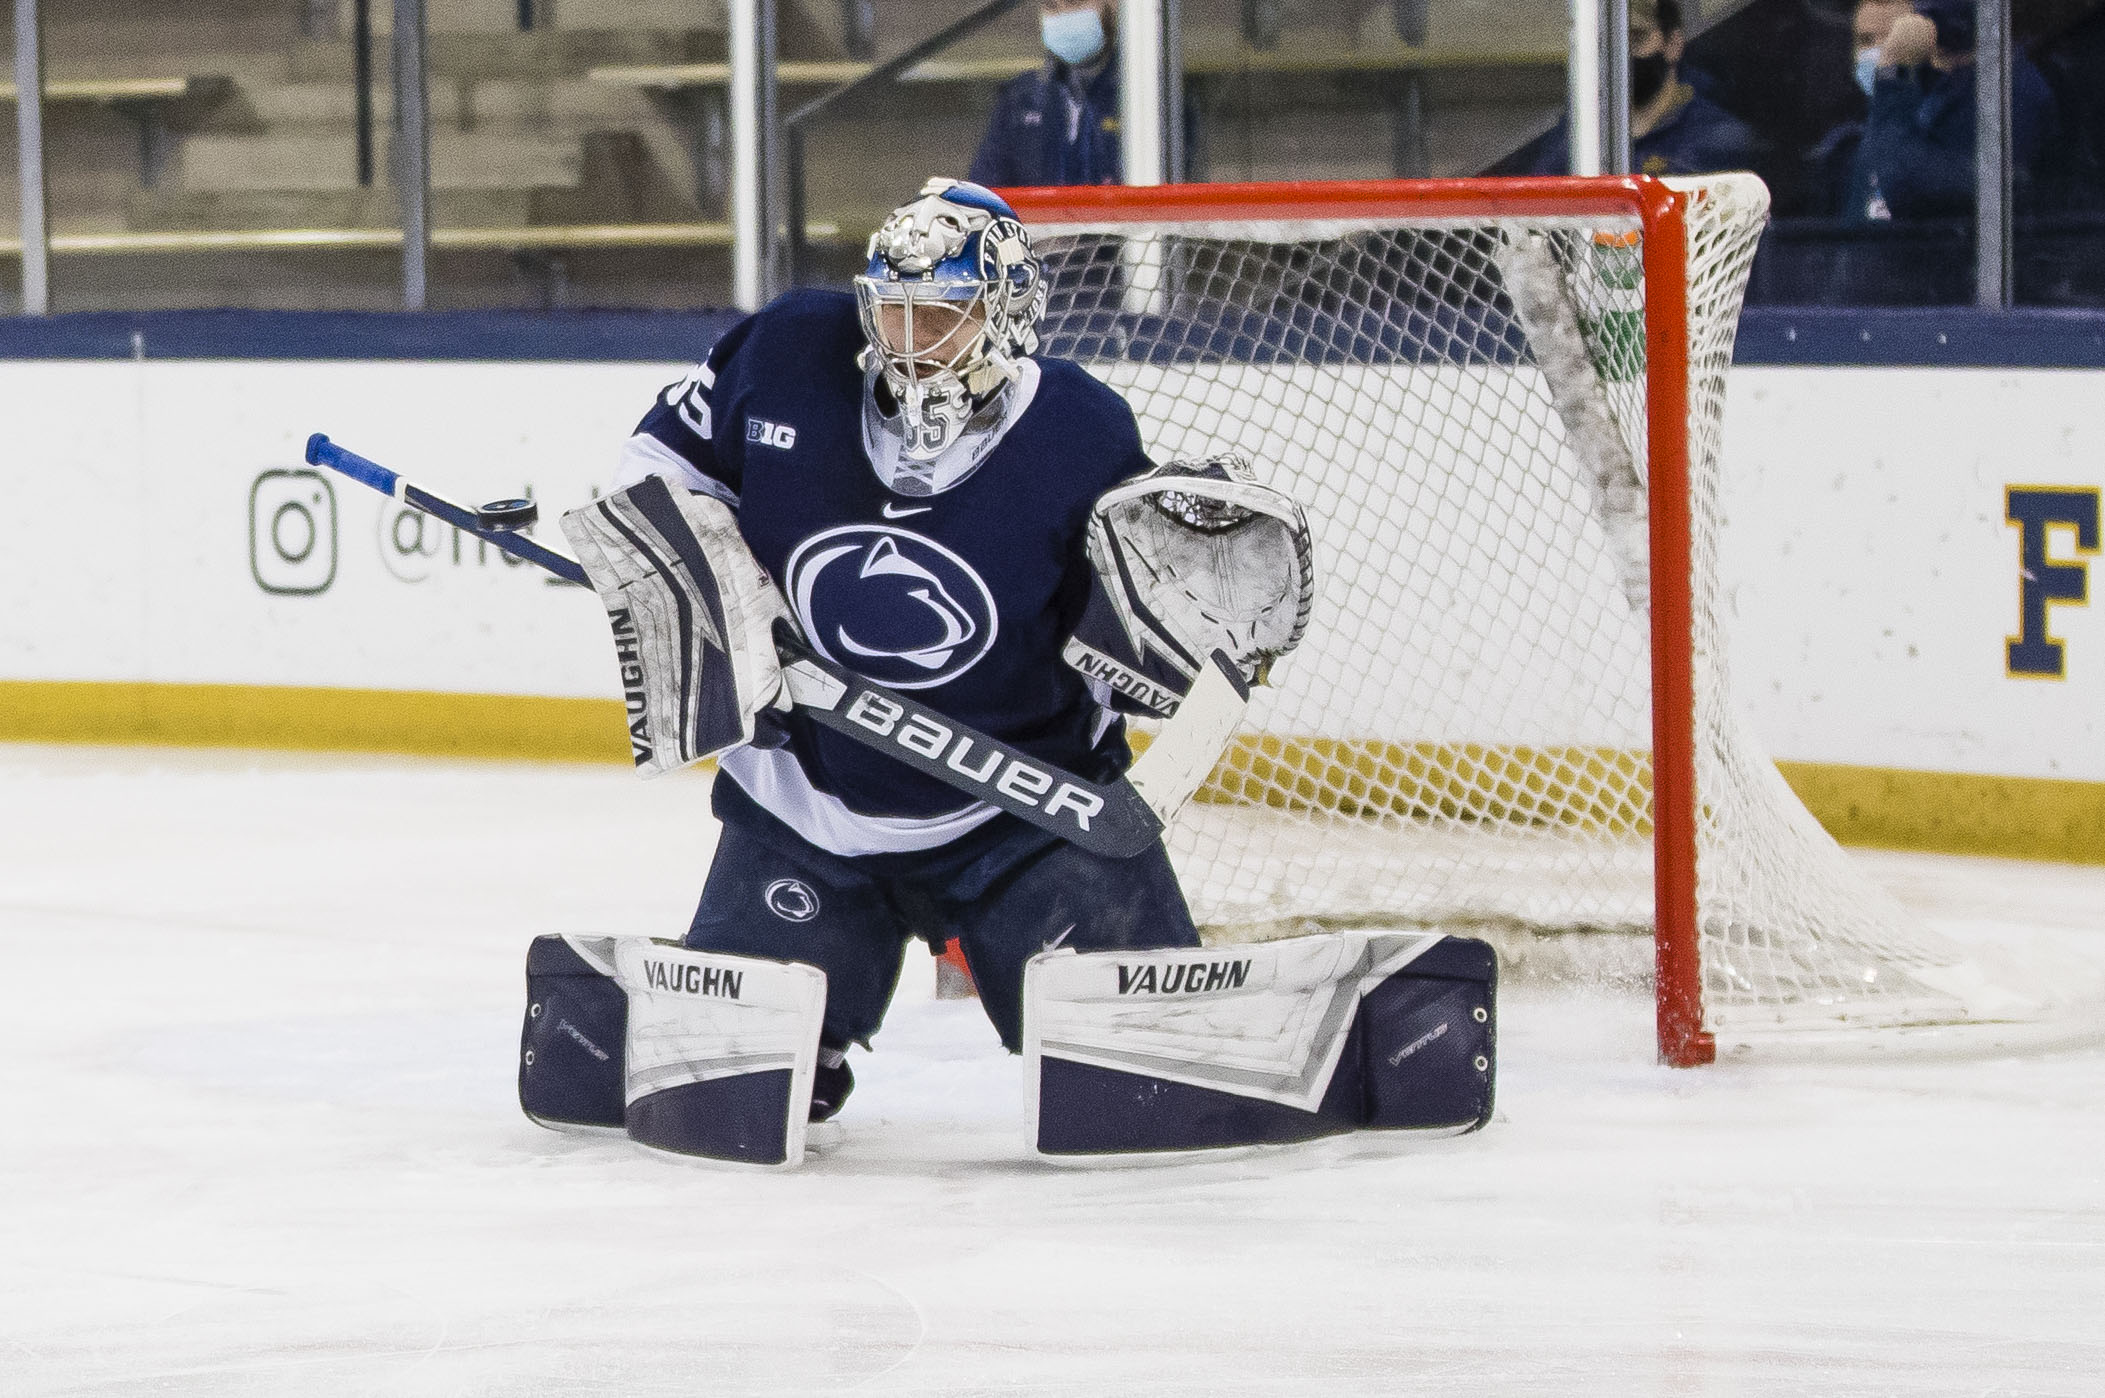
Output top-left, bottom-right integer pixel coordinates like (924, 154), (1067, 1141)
(1008, 175), (2052, 1065)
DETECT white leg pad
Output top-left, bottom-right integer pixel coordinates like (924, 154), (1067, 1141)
(615, 941), (827, 1169)
(1024, 930), (1486, 1157)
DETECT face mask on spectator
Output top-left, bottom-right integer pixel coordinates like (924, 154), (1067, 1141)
(1630, 50), (1671, 108)
(1042, 8), (1107, 66)
(1854, 46), (1881, 95)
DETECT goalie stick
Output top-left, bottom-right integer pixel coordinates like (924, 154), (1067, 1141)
(304, 434), (1246, 857)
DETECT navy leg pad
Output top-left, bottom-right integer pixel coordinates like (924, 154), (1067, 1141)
(519, 934), (629, 1131)
(1036, 1055), (1362, 1154)
(624, 1072), (800, 1165)
(1353, 935), (1496, 1131)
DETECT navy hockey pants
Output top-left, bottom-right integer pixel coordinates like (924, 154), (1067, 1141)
(683, 801), (1200, 1052)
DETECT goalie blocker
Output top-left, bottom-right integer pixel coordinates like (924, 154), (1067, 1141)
(1024, 931), (1495, 1157)
(560, 476), (793, 777)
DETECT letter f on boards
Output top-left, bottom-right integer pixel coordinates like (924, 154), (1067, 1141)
(2006, 487), (2101, 678)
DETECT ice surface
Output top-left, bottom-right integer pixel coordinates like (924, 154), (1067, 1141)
(2, 745), (2102, 1397)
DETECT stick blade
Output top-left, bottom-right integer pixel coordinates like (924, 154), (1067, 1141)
(1126, 651), (1248, 827)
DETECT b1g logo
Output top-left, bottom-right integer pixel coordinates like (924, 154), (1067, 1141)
(249, 468), (338, 596)
(746, 417), (797, 450)
(785, 526), (998, 689)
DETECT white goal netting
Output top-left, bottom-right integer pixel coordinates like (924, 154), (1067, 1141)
(1029, 176), (2049, 1047)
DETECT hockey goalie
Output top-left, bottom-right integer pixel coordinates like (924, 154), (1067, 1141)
(517, 177), (1496, 1166)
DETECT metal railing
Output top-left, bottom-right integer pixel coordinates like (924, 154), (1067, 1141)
(12, 0), (48, 314)
(1, 0), (2066, 315)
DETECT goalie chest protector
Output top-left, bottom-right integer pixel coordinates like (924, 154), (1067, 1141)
(633, 290), (1155, 824)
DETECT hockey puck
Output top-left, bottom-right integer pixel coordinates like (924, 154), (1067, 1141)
(477, 498), (539, 532)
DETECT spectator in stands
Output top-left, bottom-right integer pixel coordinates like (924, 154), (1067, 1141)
(1527, 0), (1761, 178)
(969, 1), (1123, 188)
(1850, 0), (1915, 98)
(1838, 0), (2058, 221)
(1801, 0), (1913, 211)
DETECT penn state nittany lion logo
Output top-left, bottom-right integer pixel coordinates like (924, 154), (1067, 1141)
(764, 878), (820, 923)
(784, 526), (998, 689)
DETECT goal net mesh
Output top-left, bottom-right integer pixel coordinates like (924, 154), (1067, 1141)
(1029, 176), (2027, 1042)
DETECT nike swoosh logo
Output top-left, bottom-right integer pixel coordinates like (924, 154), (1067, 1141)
(881, 501), (933, 519)
(1044, 924), (1076, 952)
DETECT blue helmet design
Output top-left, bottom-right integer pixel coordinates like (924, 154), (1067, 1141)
(854, 178), (1046, 476)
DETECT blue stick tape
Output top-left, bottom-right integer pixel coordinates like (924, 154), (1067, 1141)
(305, 433), (399, 495)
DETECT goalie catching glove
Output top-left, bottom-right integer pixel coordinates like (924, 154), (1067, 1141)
(561, 476), (794, 776)
(1064, 456), (1314, 717)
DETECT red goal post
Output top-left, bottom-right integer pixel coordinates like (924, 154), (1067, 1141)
(1004, 177), (1713, 1064)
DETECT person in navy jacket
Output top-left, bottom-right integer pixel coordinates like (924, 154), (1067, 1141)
(1526, 0), (1762, 178)
(1837, 0), (2059, 222)
(969, 1), (1124, 188)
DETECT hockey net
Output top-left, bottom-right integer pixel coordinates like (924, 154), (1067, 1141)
(1009, 176), (2053, 1063)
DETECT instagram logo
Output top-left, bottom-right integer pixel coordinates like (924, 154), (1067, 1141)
(249, 469), (338, 596)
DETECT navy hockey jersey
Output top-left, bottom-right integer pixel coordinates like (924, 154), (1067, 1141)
(620, 289), (1152, 856)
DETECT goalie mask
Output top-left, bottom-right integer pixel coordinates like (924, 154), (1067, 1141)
(1064, 456), (1316, 717)
(854, 178), (1046, 491)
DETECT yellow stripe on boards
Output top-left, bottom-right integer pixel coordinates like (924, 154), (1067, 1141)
(1774, 761), (2105, 868)
(5, 681), (2101, 865)
(0, 681), (631, 764)
(1132, 731), (2105, 865)
(1193, 736), (1653, 830)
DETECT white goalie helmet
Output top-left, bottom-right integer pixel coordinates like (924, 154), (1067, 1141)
(854, 178), (1046, 482)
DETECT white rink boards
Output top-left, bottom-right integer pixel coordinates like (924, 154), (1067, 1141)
(1, 357), (2100, 783)
(2, 744), (2101, 1397)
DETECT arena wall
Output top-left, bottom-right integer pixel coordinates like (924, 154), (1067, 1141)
(0, 348), (2099, 863)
